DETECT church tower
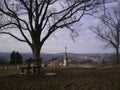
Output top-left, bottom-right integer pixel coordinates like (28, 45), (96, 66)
(63, 47), (68, 66)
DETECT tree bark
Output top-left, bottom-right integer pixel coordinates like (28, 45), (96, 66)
(31, 43), (42, 69)
(32, 45), (40, 60)
(116, 47), (119, 64)
(116, 29), (119, 64)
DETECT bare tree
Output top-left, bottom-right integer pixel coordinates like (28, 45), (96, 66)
(0, 0), (104, 66)
(90, 3), (120, 64)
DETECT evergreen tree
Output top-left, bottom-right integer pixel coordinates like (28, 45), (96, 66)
(10, 51), (23, 64)
(10, 51), (16, 64)
(16, 52), (23, 64)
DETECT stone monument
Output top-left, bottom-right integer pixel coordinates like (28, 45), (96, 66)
(63, 47), (68, 66)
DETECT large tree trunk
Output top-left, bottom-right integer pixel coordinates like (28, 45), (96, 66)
(32, 45), (40, 60)
(116, 30), (119, 64)
(31, 43), (42, 70)
(116, 47), (119, 64)
(31, 33), (42, 63)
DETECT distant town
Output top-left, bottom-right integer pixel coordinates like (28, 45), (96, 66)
(0, 52), (117, 65)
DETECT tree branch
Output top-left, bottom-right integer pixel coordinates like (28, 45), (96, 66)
(0, 32), (27, 42)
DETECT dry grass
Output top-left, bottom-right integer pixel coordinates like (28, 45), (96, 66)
(0, 65), (120, 90)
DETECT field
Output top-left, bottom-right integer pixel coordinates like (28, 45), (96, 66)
(0, 65), (120, 90)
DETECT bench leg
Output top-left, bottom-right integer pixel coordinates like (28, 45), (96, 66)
(27, 68), (30, 75)
(20, 68), (25, 75)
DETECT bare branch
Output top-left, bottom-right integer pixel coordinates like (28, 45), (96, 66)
(0, 32), (27, 42)
(90, 2), (120, 63)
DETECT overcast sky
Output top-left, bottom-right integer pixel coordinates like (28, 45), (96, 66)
(0, 1), (117, 54)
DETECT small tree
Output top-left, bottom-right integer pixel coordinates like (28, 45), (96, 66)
(16, 52), (23, 64)
(10, 51), (16, 64)
(10, 51), (23, 64)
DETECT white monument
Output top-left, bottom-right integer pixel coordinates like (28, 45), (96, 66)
(63, 47), (68, 66)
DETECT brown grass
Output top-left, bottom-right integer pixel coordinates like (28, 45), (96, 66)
(0, 65), (120, 90)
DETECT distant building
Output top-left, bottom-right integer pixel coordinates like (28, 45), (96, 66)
(46, 57), (58, 68)
(42, 47), (68, 68)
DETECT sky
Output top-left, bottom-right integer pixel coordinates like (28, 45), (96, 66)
(0, 1), (117, 54)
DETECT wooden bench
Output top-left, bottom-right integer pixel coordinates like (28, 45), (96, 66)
(20, 58), (41, 75)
